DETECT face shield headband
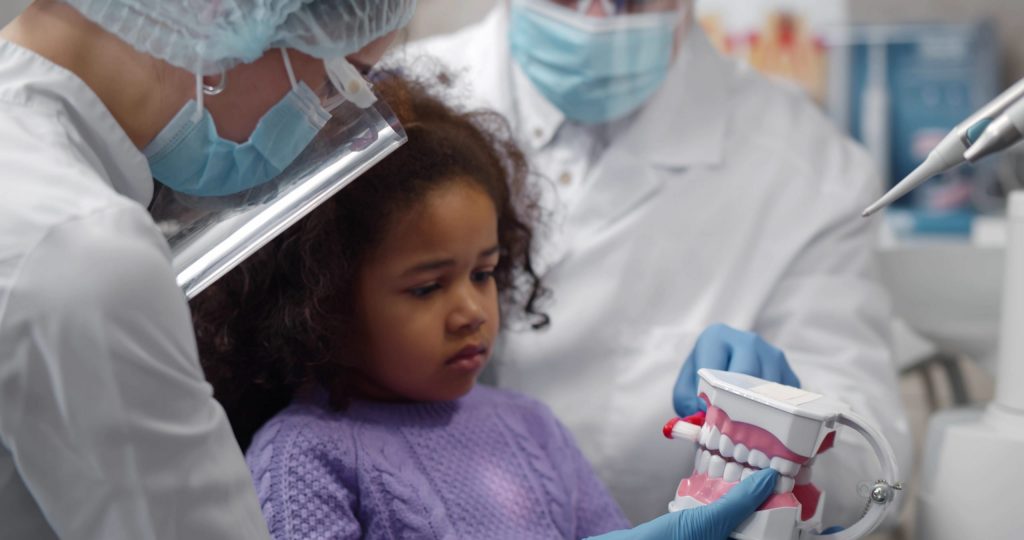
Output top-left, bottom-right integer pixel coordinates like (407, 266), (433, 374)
(148, 53), (407, 299)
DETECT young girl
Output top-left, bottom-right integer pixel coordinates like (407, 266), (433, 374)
(190, 72), (632, 539)
(192, 72), (777, 540)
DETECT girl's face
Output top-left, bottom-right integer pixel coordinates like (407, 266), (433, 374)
(353, 179), (501, 402)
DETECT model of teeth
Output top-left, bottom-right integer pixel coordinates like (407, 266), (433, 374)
(663, 369), (900, 540)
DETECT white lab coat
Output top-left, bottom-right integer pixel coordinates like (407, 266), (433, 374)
(0, 41), (270, 539)
(408, 8), (913, 526)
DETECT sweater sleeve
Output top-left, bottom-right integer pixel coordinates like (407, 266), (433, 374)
(247, 414), (362, 540)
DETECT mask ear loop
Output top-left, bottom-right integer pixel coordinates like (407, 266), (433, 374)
(280, 48), (299, 90)
(279, 48), (333, 126)
(193, 62), (204, 123)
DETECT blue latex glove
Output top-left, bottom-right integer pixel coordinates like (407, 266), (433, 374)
(673, 324), (801, 417)
(587, 469), (779, 540)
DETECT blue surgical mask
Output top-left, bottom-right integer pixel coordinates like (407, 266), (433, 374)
(509, 0), (676, 125)
(144, 80), (331, 197)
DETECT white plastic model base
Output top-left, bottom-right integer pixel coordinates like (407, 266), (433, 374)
(672, 494), (813, 540)
(664, 369), (901, 540)
(916, 404), (1024, 539)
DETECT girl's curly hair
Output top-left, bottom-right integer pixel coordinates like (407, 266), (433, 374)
(190, 69), (548, 450)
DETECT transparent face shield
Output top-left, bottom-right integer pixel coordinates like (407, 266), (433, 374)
(508, 0), (686, 125)
(149, 55), (407, 299)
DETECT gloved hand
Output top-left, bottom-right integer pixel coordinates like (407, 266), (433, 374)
(586, 469), (779, 540)
(673, 324), (800, 417)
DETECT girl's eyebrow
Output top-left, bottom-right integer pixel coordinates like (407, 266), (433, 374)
(401, 245), (501, 276)
(403, 259), (454, 275)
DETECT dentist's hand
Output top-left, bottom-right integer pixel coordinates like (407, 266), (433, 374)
(673, 324), (800, 417)
(586, 469), (779, 540)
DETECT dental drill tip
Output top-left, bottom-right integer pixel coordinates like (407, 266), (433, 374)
(862, 203), (882, 218)
(861, 153), (952, 217)
(861, 186), (907, 218)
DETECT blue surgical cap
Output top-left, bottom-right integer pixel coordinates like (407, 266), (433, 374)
(64, 0), (416, 74)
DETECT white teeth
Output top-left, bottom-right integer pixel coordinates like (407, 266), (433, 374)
(774, 476), (795, 494)
(770, 456), (800, 477)
(796, 466), (813, 485)
(723, 461), (743, 482)
(749, 449), (770, 469)
(741, 467), (754, 481)
(699, 425), (711, 446)
(733, 443), (750, 464)
(708, 455), (726, 478)
(719, 434), (735, 458)
(698, 450), (711, 474)
(707, 426), (721, 451)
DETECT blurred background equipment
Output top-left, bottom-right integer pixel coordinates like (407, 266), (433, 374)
(696, 0), (844, 105)
(830, 21), (1001, 234)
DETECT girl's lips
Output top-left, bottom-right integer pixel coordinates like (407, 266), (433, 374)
(446, 345), (487, 370)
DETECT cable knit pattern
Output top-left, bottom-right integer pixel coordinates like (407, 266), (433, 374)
(247, 385), (630, 539)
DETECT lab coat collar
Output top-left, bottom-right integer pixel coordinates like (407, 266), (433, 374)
(467, 7), (565, 150)
(511, 53), (565, 151)
(0, 40), (153, 207)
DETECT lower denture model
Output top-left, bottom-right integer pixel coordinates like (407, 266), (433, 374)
(663, 369), (902, 540)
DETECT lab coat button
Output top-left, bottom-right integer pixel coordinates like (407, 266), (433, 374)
(559, 172), (572, 185)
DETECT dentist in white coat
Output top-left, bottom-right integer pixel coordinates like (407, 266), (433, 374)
(410, 0), (913, 527)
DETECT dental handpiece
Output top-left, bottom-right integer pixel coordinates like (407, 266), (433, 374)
(862, 76), (1024, 217)
(963, 94), (1024, 163)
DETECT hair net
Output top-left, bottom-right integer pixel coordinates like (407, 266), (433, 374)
(63, 0), (416, 74)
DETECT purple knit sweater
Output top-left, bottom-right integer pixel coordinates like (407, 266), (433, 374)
(246, 385), (630, 539)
